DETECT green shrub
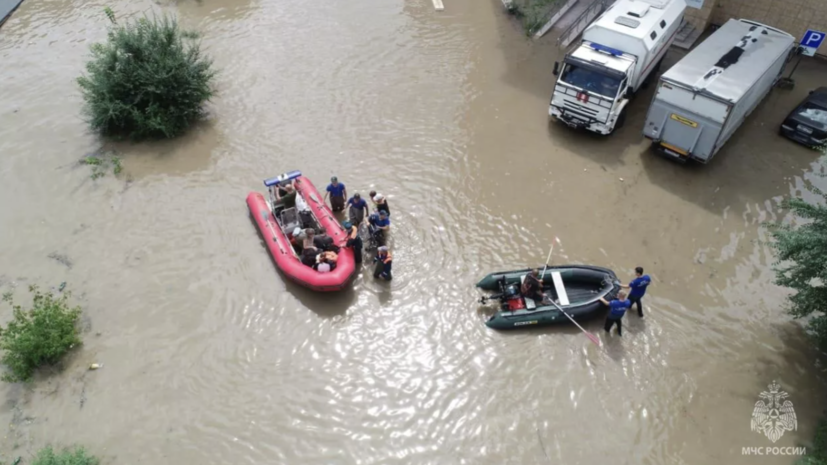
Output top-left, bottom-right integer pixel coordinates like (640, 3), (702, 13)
(0, 286), (82, 383)
(769, 150), (827, 351)
(77, 8), (216, 141)
(81, 152), (122, 179)
(30, 445), (99, 465)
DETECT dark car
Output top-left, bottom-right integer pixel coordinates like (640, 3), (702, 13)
(780, 87), (827, 148)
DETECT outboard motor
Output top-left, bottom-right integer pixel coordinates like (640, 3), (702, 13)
(503, 283), (526, 311)
(503, 284), (520, 299)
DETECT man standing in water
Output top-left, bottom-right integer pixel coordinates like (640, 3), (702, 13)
(325, 176), (347, 213)
(620, 267), (651, 317)
(347, 192), (369, 225)
(600, 291), (630, 336)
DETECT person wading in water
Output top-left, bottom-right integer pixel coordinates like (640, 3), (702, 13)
(374, 246), (393, 280)
(369, 191), (390, 217)
(325, 176), (347, 213)
(620, 266), (651, 317)
(600, 291), (630, 336)
(342, 221), (363, 264)
(347, 192), (369, 225)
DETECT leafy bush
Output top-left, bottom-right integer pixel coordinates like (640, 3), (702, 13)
(77, 8), (216, 140)
(769, 181), (827, 349)
(0, 286), (82, 383)
(30, 445), (99, 465)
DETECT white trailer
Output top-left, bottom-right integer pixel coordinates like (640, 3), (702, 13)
(642, 18), (796, 163)
(549, 0), (686, 135)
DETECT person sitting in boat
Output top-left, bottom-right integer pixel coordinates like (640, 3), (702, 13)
(300, 246), (318, 268)
(323, 250), (338, 261)
(277, 180), (294, 197)
(302, 229), (316, 250)
(342, 221), (363, 264)
(289, 227), (305, 252)
(347, 193), (369, 225)
(521, 269), (551, 305)
(373, 246), (392, 281)
(316, 256), (332, 273)
(275, 183), (297, 209)
(313, 233), (335, 251)
(318, 251), (338, 271)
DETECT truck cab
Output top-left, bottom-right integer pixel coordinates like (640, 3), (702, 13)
(549, 0), (686, 136)
(550, 42), (636, 134)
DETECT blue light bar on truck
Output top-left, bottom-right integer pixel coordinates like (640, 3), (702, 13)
(589, 43), (623, 57)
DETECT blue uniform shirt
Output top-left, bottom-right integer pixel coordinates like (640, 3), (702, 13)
(327, 183), (346, 197)
(347, 197), (367, 209)
(609, 299), (631, 318)
(628, 275), (651, 299)
(375, 216), (390, 228)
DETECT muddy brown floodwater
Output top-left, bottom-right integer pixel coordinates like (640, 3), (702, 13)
(1, 0), (827, 463)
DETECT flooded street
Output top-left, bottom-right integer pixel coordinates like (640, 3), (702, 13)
(1, 0), (826, 463)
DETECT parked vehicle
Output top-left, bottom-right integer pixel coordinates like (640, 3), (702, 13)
(780, 87), (827, 148)
(642, 19), (796, 163)
(549, 0), (686, 135)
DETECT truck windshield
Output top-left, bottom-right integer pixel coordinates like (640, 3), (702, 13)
(560, 64), (622, 99)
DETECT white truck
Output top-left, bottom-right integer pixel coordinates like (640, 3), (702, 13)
(642, 18), (796, 163)
(549, 0), (686, 135)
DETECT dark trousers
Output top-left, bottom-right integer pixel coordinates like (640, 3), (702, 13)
(604, 316), (622, 336)
(374, 260), (392, 280)
(629, 296), (643, 317)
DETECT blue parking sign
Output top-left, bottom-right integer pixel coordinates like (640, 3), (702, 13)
(801, 30), (826, 57)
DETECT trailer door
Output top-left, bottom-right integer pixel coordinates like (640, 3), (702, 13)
(649, 82), (730, 161)
(661, 111), (702, 154)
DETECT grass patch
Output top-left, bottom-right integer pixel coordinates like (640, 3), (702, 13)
(0, 286), (82, 383)
(510, 0), (561, 36)
(77, 7), (216, 141)
(26, 445), (99, 465)
(80, 151), (122, 180)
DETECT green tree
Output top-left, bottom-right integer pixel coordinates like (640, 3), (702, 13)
(769, 153), (827, 350)
(799, 417), (827, 464)
(77, 8), (216, 141)
(0, 286), (82, 383)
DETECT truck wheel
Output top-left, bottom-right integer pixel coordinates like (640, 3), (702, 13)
(653, 57), (664, 74)
(611, 109), (627, 134)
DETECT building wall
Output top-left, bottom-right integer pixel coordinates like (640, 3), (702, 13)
(711, 0), (827, 53)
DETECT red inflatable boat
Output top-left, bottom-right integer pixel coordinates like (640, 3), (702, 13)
(247, 170), (356, 292)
